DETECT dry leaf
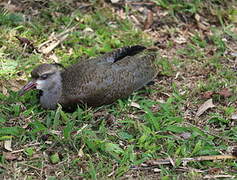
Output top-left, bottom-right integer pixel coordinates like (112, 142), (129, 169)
(207, 168), (222, 174)
(231, 52), (237, 57)
(174, 35), (187, 44)
(68, 48), (74, 55)
(130, 15), (140, 25)
(106, 114), (116, 127)
(9, 79), (26, 92)
(231, 113), (237, 120)
(48, 53), (59, 63)
(197, 22), (209, 31)
(144, 10), (153, 29)
(3, 152), (18, 160)
(218, 88), (232, 98)
(49, 130), (61, 135)
(2, 86), (9, 96)
(78, 144), (85, 157)
(153, 168), (161, 173)
(0, 3), (22, 12)
(196, 99), (215, 117)
(202, 91), (214, 99)
(117, 9), (126, 20)
(232, 146), (237, 156)
(4, 140), (12, 151)
(130, 102), (141, 109)
(111, 0), (120, 3)
(38, 27), (75, 54)
(179, 132), (191, 139)
(83, 27), (94, 33)
(195, 13), (201, 21)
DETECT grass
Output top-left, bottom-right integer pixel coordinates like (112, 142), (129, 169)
(0, 0), (237, 179)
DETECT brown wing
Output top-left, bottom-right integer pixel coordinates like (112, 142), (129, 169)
(61, 51), (157, 107)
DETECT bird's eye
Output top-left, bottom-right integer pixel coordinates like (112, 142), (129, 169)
(40, 74), (48, 80)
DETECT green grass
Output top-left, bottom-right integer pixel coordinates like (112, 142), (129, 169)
(0, 0), (237, 179)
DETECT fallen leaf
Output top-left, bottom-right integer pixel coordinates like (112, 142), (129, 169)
(31, 153), (42, 159)
(9, 79), (26, 92)
(196, 99), (215, 117)
(232, 146), (237, 156)
(38, 27), (75, 54)
(111, 0), (120, 3)
(217, 88), (232, 98)
(144, 10), (153, 29)
(174, 35), (187, 44)
(106, 114), (116, 127)
(195, 13), (201, 21)
(68, 48), (74, 55)
(130, 15), (140, 25)
(51, 12), (62, 18)
(78, 144), (85, 157)
(0, 3), (22, 12)
(153, 168), (161, 173)
(83, 27), (94, 33)
(179, 132), (191, 139)
(130, 102), (141, 109)
(231, 113), (237, 120)
(117, 9), (126, 20)
(49, 130), (61, 136)
(4, 140), (12, 151)
(48, 53), (59, 63)
(45, 141), (53, 144)
(2, 86), (9, 96)
(231, 52), (237, 57)
(197, 22), (209, 31)
(3, 152), (18, 160)
(208, 168), (222, 174)
(202, 91), (214, 99)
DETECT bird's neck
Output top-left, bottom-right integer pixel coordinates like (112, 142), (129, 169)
(40, 74), (62, 109)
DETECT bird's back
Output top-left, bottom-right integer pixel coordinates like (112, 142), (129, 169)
(61, 47), (157, 107)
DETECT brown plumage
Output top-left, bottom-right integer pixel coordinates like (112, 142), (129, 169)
(19, 45), (158, 110)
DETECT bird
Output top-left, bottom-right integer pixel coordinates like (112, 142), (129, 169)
(19, 45), (158, 111)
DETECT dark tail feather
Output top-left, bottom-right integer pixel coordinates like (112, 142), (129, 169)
(107, 45), (146, 63)
(146, 81), (155, 86)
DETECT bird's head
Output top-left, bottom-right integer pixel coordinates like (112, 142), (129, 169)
(19, 63), (63, 96)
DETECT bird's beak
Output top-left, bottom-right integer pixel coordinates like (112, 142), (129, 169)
(19, 80), (37, 96)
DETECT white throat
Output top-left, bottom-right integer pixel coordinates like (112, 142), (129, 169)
(37, 72), (62, 109)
